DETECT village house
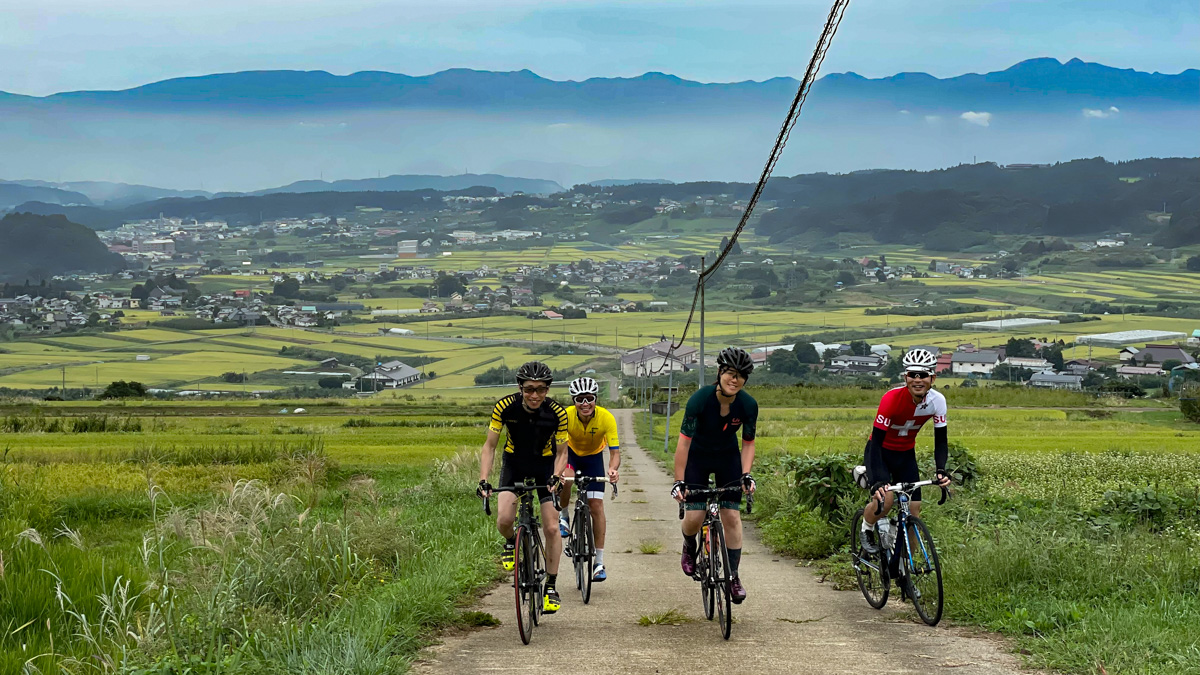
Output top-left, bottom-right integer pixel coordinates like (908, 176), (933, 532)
(621, 339), (699, 377)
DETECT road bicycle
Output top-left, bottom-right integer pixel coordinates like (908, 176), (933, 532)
(677, 479), (752, 640)
(481, 479), (557, 644)
(561, 471), (617, 604)
(850, 477), (946, 626)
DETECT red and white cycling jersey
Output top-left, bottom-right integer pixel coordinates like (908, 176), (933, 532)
(872, 386), (947, 451)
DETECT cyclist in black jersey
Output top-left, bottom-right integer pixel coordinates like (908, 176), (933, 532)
(671, 347), (759, 604)
(477, 361), (570, 614)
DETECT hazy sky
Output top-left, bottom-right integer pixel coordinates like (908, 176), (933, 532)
(1, 0), (1196, 96)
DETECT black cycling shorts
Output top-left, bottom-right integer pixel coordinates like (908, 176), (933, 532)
(683, 451), (742, 511)
(499, 455), (555, 504)
(881, 447), (922, 502)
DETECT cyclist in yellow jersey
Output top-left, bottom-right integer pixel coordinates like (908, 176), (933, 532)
(557, 377), (620, 582)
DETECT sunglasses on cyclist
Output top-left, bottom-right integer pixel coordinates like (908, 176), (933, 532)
(573, 395), (596, 404)
(520, 385), (550, 395)
(905, 371), (932, 379)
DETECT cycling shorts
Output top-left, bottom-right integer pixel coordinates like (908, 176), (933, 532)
(683, 450), (742, 511)
(566, 448), (606, 500)
(876, 446), (922, 502)
(499, 455), (554, 505)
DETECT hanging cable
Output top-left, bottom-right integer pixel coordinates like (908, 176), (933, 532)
(667, 0), (852, 353)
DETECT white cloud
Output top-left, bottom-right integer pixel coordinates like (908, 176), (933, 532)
(960, 111), (992, 127)
(924, 115), (941, 124)
(1083, 106), (1120, 119)
(898, 109), (910, 114)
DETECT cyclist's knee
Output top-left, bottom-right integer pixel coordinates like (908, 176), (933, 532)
(588, 499), (604, 515)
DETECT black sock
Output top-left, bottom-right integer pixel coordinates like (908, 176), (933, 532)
(546, 573), (557, 589)
(505, 536), (515, 547)
(683, 533), (698, 555)
(728, 548), (742, 576)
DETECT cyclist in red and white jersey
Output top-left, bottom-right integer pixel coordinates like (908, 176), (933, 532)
(859, 348), (952, 553)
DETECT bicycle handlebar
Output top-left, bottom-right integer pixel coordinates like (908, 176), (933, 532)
(872, 479), (950, 515)
(561, 472), (619, 498)
(479, 482), (564, 516)
(676, 480), (755, 519)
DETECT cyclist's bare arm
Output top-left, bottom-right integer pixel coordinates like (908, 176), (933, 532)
(479, 429), (501, 490)
(552, 440), (569, 485)
(740, 439), (755, 475)
(608, 446), (621, 483)
(673, 434), (692, 482)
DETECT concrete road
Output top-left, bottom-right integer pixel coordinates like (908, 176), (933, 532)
(416, 409), (1031, 674)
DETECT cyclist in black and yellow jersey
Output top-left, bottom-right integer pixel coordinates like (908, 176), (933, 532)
(557, 376), (620, 582)
(477, 361), (570, 614)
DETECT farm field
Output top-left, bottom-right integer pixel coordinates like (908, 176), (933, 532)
(635, 395), (1200, 674)
(0, 404), (503, 673)
(5, 300), (1198, 392)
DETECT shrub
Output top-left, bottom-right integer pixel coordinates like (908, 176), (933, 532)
(760, 506), (837, 558)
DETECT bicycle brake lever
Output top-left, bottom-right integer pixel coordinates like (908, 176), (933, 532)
(678, 503), (684, 520)
(938, 485), (949, 506)
(483, 495), (491, 516)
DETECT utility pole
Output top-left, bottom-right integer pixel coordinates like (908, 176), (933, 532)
(698, 256), (706, 388)
(663, 365), (674, 456)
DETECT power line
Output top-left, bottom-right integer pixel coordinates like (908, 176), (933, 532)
(643, 0), (852, 378)
(670, 0), (851, 354)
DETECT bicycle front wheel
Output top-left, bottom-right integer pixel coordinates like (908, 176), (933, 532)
(575, 505), (595, 603)
(699, 526), (715, 620)
(710, 520), (733, 640)
(513, 526), (535, 644)
(902, 516), (943, 626)
(851, 508), (889, 610)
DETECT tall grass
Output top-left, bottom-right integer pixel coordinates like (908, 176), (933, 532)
(1, 413), (151, 434)
(1, 442), (500, 674)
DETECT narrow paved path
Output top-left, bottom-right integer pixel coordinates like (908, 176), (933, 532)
(416, 409), (1031, 674)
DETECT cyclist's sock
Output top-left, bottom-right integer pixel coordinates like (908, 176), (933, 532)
(595, 548), (604, 565)
(505, 536), (515, 547)
(545, 573), (557, 589)
(728, 548), (742, 575)
(683, 533), (698, 555)
(861, 518), (873, 533)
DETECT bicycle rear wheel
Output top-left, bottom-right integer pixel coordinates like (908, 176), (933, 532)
(574, 505), (595, 603)
(710, 520), (733, 640)
(851, 508), (889, 610)
(513, 526), (535, 644)
(902, 516), (943, 626)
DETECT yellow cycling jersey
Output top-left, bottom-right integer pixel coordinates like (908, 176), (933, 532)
(565, 405), (620, 457)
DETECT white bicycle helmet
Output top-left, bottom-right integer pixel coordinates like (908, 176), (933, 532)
(568, 377), (600, 397)
(901, 348), (937, 372)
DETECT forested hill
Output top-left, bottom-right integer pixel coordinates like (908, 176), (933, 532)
(0, 212), (125, 281)
(598, 157), (1200, 250)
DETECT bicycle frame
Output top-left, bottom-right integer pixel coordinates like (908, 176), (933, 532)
(877, 481), (941, 579)
(481, 478), (556, 644)
(677, 479), (751, 640)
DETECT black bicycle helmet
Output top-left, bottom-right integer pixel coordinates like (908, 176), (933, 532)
(515, 360), (553, 384)
(716, 346), (754, 376)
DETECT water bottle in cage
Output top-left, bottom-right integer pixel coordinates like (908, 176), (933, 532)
(876, 518), (895, 551)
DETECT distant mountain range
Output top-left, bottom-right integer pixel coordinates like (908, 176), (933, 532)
(0, 174), (564, 210)
(246, 173), (562, 196)
(1, 58), (1195, 190)
(2, 58), (1194, 114)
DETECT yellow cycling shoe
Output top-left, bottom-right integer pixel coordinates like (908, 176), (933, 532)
(501, 542), (515, 571)
(542, 586), (561, 614)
